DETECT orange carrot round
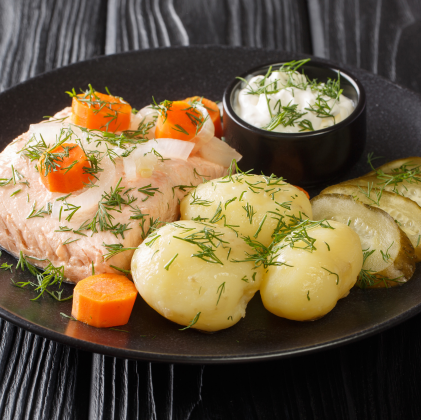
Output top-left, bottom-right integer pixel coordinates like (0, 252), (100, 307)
(293, 185), (310, 199)
(71, 274), (138, 328)
(155, 100), (204, 141)
(71, 90), (131, 132)
(185, 96), (223, 139)
(38, 143), (93, 193)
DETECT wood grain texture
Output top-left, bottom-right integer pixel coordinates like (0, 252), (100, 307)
(0, 319), (91, 420)
(308, 0), (421, 93)
(88, 316), (421, 420)
(105, 0), (312, 53)
(0, 0), (106, 91)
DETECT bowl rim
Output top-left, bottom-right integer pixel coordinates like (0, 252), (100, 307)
(223, 58), (367, 140)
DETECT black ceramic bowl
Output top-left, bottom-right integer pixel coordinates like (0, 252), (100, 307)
(223, 60), (366, 187)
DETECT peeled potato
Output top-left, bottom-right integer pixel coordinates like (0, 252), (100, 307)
(131, 220), (263, 332)
(260, 220), (363, 321)
(180, 174), (312, 246)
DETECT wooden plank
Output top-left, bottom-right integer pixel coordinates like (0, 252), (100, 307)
(0, 0), (107, 91)
(105, 0), (312, 53)
(307, 0), (421, 92)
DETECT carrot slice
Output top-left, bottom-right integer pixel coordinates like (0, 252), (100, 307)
(293, 185), (310, 199)
(71, 274), (138, 328)
(155, 100), (205, 141)
(38, 143), (93, 193)
(70, 88), (131, 132)
(185, 96), (223, 139)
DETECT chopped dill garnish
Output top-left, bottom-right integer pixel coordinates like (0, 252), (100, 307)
(216, 282), (226, 305)
(102, 243), (138, 260)
(321, 267), (340, 285)
(179, 312), (201, 331)
(164, 253), (179, 271)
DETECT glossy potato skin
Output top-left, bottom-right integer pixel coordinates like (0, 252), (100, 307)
(260, 221), (363, 321)
(180, 174), (312, 247)
(131, 221), (263, 332)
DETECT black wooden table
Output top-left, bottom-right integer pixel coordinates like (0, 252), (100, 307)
(1, 1), (421, 418)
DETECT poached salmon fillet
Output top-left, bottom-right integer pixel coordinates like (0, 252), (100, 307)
(0, 100), (238, 283)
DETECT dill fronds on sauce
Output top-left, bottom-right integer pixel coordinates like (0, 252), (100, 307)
(235, 58), (353, 133)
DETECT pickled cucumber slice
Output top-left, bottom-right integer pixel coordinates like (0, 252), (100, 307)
(365, 156), (421, 177)
(311, 194), (416, 288)
(321, 184), (421, 261)
(340, 175), (421, 208)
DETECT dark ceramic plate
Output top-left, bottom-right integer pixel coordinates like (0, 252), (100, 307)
(1, 46), (421, 364)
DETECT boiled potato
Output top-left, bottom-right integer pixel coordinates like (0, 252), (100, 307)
(260, 220), (363, 321)
(180, 174), (312, 246)
(131, 220), (263, 332)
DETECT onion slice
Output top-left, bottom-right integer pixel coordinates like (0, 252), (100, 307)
(123, 138), (194, 181)
(52, 156), (116, 221)
(190, 104), (214, 153)
(129, 106), (158, 138)
(28, 120), (76, 147)
(197, 137), (242, 167)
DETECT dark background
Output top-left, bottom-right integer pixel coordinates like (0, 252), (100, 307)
(1, 0), (421, 418)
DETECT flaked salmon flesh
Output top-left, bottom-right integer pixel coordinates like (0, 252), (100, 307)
(0, 108), (227, 282)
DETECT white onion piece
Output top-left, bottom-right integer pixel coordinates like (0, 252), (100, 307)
(123, 138), (194, 181)
(137, 153), (158, 178)
(197, 137), (242, 167)
(129, 105), (158, 139)
(77, 129), (109, 153)
(51, 156), (116, 220)
(190, 105), (214, 153)
(124, 153), (138, 181)
(29, 121), (74, 147)
(152, 138), (194, 160)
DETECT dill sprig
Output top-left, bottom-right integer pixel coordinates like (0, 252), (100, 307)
(189, 190), (214, 207)
(173, 226), (228, 265)
(242, 202), (256, 224)
(216, 282), (226, 305)
(356, 248), (404, 288)
(264, 102), (307, 131)
(272, 218), (334, 249)
(321, 267), (340, 285)
(13, 252), (71, 301)
(27, 201), (52, 219)
(102, 243), (138, 260)
(138, 184), (162, 202)
(233, 236), (288, 269)
(179, 312), (201, 331)
(164, 253), (179, 271)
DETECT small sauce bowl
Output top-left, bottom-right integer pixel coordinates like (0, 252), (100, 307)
(223, 59), (366, 187)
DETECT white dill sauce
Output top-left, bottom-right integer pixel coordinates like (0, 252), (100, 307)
(234, 59), (355, 133)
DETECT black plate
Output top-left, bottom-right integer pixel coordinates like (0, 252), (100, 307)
(1, 46), (421, 364)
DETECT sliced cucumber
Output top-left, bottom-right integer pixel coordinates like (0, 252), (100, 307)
(340, 175), (421, 208)
(320, 184), (421, 261)
(365, 156), (421, 177)
(311, 194), (416, 288)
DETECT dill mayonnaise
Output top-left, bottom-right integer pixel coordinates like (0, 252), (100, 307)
(234, 60), (355, 133)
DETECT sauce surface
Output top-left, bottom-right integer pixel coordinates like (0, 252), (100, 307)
(234, 60), (355, 133)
